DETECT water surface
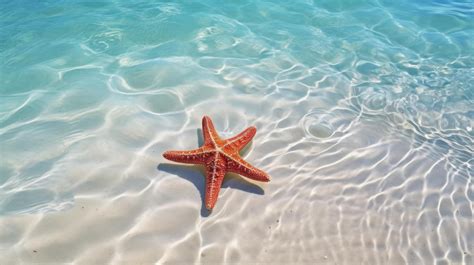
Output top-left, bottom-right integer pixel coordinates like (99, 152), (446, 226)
(1, 0), (473, 264)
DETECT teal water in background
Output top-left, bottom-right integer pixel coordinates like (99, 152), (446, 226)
(1, 0), (473, 264)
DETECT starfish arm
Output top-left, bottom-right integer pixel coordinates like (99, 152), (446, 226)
(223, 126), (256, 151)
(226, 155), (270, 182)
(202, 116), (221, 146)
(204, 155), (227, 210)
(163, 148), (207, 164)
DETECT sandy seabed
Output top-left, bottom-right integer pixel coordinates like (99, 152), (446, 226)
(1, 0), (473, 264)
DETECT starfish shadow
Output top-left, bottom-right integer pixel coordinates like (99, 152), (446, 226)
(157, 163), (264, 217)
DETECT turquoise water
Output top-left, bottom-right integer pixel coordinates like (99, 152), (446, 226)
(1, 0), (473, 264)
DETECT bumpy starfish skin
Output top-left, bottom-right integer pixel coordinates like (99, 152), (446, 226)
(163, 116), (270, 210)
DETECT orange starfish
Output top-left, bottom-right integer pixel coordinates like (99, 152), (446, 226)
(163, 116), (270, 210)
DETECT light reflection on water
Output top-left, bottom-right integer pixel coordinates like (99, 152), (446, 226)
(0, 0), (472, 264)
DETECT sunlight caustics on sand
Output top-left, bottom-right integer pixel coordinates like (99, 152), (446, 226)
(0, 0), (473, 264)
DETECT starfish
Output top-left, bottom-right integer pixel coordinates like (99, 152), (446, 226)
(163, 116), (270, 210)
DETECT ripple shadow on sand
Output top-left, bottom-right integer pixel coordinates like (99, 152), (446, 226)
(1, 0), (473, 264)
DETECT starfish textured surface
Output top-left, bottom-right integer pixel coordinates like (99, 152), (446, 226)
(163, 116), (270, 210)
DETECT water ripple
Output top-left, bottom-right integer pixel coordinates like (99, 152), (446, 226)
(0, 0), (473, 264)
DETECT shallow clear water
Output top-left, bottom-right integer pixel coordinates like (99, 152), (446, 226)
(1, 0), (473, 264)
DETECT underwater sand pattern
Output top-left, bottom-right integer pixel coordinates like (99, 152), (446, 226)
(1, 0), (473, 264)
